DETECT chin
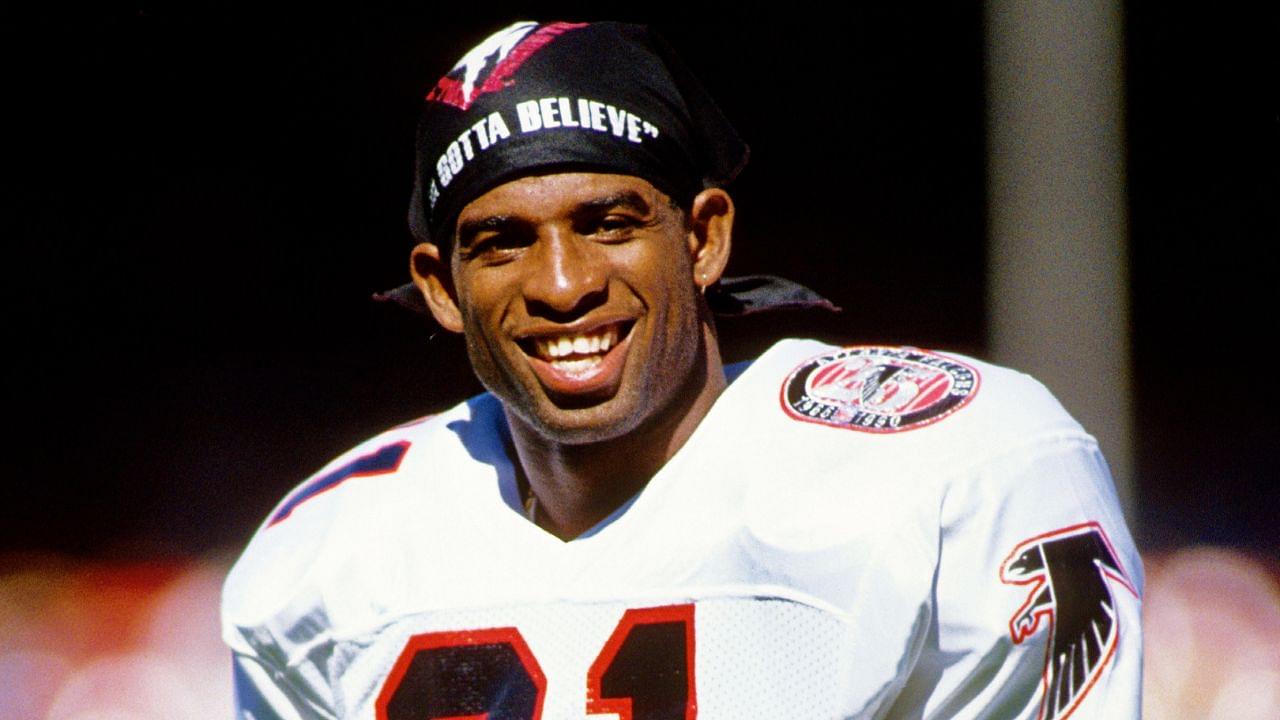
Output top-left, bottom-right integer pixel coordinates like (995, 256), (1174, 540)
(511, 391), (649, 446)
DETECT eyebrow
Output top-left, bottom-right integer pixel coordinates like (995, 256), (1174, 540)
(454, 190), (656, 248)
(575, 190), (654, 216)
(456, 214), (517, 249)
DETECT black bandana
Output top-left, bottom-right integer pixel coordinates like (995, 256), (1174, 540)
(381, 20), (834, 318)
(407, 21), (747, 245)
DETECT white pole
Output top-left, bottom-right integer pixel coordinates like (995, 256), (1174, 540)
(984, 0), (1134, 517)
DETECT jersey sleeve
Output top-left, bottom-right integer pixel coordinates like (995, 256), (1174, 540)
(222, 499), (343, 720)
(221, 421), (433, 719)
(891, 431), (1144, 719)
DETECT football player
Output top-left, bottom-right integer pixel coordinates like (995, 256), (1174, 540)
(223, 21), (1143, 719)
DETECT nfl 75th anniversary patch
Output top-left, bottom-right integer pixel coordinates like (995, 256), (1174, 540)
(781, 346), (980, 433)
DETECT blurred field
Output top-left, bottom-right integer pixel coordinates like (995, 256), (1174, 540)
(2, 546), (1276, 718)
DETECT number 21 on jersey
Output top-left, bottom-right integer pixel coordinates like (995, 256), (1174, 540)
(375, 604), (697, 720)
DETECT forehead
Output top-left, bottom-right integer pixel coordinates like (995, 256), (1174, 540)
(455, 172), (670, 229)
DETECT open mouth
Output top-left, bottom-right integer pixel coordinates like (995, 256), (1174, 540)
(520, 321), (633, 370)
(517, 320), (635, 396)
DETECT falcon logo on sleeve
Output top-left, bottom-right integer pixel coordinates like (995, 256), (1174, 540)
(999, 522), (1138, 720)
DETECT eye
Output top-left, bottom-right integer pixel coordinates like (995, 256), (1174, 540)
(582, 213), (642, 241)
(461, 230), (534, 264)
(599, 215), (634, 231)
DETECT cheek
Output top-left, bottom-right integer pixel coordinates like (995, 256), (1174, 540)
(453, 284), (510, 373)
(640, 276), (703, 365)
(627, 238), (696, 301)
(456, 273), (512, 332)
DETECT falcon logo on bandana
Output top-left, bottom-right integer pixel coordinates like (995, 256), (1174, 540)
(780, 346), (978, 433)
(1000, 523), (1139, 720)
(426, 21), (587, 110)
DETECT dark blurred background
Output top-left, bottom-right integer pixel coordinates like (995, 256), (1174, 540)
(5, 2), (1276, 559)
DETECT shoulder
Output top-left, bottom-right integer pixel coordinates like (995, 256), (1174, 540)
(221, 393), (506, 638)
(745, 338), (1085, 456)
(745, 340), (1137, 563)
(696, 340), (1099, 560)
(727, 339), (1114, 534)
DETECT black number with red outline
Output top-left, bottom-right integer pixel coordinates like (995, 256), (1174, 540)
(376, 604), (696, 720)
(375, 627), (545, 720)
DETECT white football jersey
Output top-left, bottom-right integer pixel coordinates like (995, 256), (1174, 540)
(222, 339), (1143, 719)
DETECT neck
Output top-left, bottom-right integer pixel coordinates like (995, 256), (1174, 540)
(506, 326), (727, 540)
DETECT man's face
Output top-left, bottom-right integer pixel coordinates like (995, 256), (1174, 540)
(446, 172), (707, 444)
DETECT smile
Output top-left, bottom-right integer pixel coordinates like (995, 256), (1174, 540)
(518, 321), (634, 396)
(533, 324), (619, 360)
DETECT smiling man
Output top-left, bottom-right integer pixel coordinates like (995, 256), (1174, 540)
(222, 21), (1143, 719)
(418, 170), (733, 539)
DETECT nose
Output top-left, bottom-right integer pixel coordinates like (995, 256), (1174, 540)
(522, 226), (607, 320)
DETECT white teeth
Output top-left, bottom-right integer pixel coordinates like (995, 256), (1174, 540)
(531, 325), (623, 361)
(553, 356), (603, 377)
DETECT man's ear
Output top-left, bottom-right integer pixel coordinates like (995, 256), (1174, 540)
(687, 187), (734, 289)
(409, 242), (464, 333)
